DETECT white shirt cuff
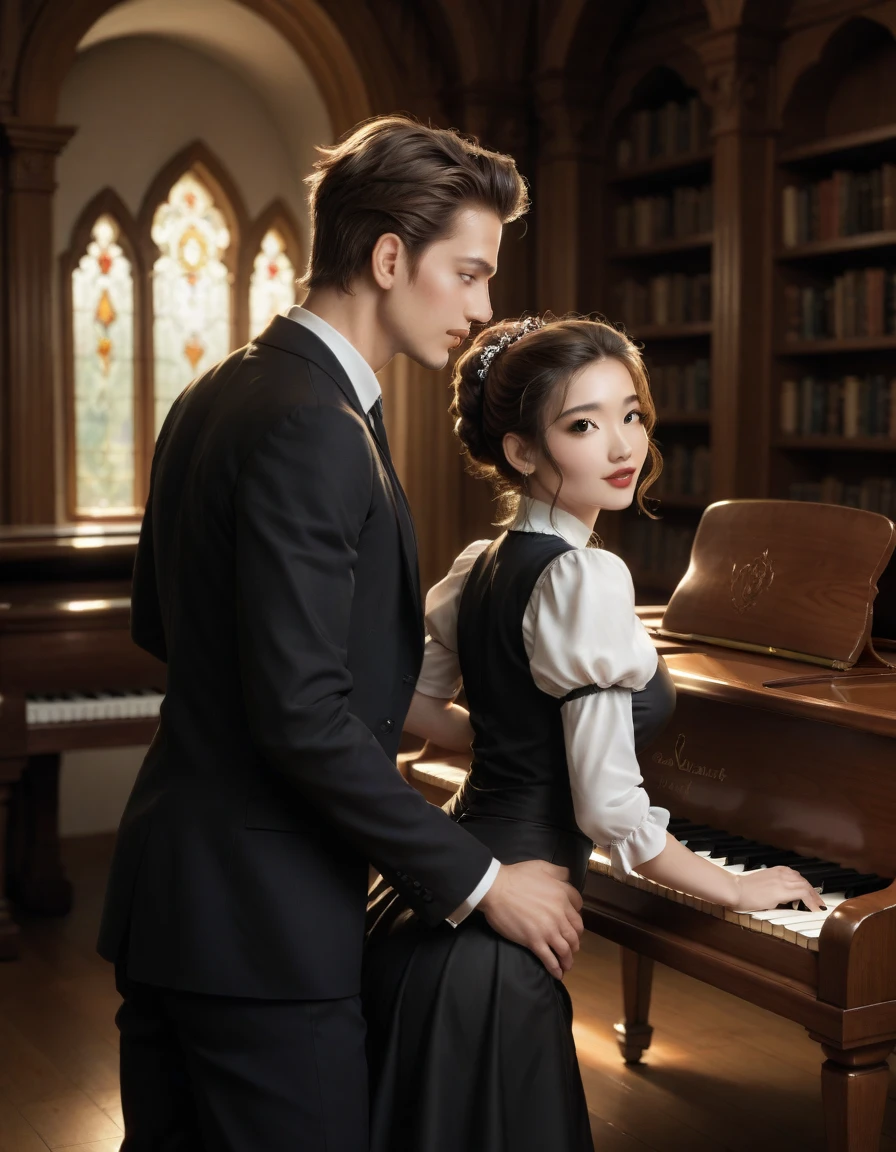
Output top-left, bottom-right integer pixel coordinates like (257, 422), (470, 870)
(445, 856), (501, 926)
(609, 806), (670, 880)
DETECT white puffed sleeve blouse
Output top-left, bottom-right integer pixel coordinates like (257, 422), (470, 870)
(415, 497), (670, 879)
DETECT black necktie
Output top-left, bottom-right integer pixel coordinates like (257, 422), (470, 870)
(369, 396), (391, 459)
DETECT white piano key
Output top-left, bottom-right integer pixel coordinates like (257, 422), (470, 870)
(25, 689), (164, 725)
(774, 915), (830, 940)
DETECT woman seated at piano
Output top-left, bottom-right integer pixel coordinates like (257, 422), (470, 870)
(363, 316), (824, 1152)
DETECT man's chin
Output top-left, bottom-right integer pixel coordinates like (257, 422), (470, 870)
(405, 344), (450, 372)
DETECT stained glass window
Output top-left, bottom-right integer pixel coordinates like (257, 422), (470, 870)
(71, 215), (136, 514)
(151, 172), (231, 435)
(249, 228), (296, 335)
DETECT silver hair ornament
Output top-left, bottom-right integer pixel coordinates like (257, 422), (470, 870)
(477, 317), (543, 381)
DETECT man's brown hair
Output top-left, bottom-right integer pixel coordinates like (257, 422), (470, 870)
(302, 115), (529, 293)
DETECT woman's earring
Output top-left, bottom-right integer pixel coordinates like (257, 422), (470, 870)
(521, 469), (530, 497)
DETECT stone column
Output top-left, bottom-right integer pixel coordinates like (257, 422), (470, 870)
(2, 121), (75, 524)
(693, 28), (777, 499)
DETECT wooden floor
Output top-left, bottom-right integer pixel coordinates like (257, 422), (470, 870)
(1, 837), (895, 1151)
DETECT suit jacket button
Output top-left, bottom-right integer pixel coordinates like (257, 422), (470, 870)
(402, 675), (416, 686)
(380, 718), (395, 733)
(422, 891), (433, 903)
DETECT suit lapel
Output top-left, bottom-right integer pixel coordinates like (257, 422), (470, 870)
(255, 317), (423, 636)
(368, 435), (423, 632)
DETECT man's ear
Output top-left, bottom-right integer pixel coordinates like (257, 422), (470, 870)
(503, 432), (532, 475)
(371, 233), (402, 290)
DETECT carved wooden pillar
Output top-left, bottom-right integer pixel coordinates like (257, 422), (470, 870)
(1, 121), (75, 525)
(693, 29), (776, 500)
(533, 71), (593, 316)
(458, 87), (534, 543)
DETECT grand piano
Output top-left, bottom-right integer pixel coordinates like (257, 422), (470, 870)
(406, 500), (896, 1152)
(0, 524), (165, 958)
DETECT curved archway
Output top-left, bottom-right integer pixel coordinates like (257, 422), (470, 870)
(15, 0), (370, 136)
(777, 14), (896, 130)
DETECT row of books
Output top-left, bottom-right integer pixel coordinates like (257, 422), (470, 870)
(615, 185), (713, 247)
(650, 358), (711, 413)
(653, 445), (711, 500)
(621, 521), (694, 587)
(615, 97), (711, 170)
(616, 274), (712, 328)
(789, 476), (896, 519)
(781, 166), (896, 247)
(783, 271), (896, 340)
(780, 375), (896, 438)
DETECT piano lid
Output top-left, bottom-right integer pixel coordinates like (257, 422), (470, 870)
(659, 500), (896, 670)
(0, 523), (140, 587)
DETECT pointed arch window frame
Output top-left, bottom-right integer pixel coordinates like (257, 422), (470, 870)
(243, 199), (304, 340)
(63, 142), (305, 522)
(60, 187), (145, 520)
(136, 142), (249, 461)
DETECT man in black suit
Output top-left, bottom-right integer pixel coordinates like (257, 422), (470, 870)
(99, 115), (584, 1151)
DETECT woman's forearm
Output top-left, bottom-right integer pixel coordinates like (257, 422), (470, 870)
(403, 691), (474, 753)
(635, 833), (740, 905)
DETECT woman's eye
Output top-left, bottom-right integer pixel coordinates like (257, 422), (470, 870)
(460, 273), (474, 284)
(570, 418), (595, 434)
(624, 410), (644, 424)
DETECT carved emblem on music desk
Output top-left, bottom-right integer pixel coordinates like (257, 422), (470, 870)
(730, 548), (774, 613)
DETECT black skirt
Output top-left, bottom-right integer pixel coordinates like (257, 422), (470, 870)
(362, 817), (595, 1152)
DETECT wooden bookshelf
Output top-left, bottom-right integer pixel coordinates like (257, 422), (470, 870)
(770, 18), (896, 523)
(610, 234), (713, 261)
(654, 494), (708, 509)
(655, 410), (711, 425)
(595, 72), (714, 596)
(608, 150), (713, 187)
(777, 231), (896, 261)
(779, 123), (896, 167)
(630, 322), (713, 340)
(777, 336), (896, 355)
(775, 436), (896, 452)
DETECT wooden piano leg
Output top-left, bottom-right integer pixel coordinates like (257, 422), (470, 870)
(818, 1040), (893, 1152)
(0, 784), (21, 959)
(7, 754), (73, 916)
(614, 947), (654, 1064)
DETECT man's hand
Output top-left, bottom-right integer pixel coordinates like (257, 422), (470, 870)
(478, 860), (584, 979)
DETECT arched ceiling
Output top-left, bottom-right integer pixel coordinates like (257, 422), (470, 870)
(77, 0), (333, 180)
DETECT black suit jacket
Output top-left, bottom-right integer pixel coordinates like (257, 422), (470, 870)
(98, 316), (492, 999)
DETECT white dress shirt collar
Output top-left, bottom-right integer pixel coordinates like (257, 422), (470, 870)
(286, 305), (382, 416)
(510, 496), (593, 550)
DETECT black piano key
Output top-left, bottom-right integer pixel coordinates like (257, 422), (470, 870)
(691, 838), (761, 857)
(726, 846), (790, 866)
(671, 824), (716, 841)
(680, 832), (753, 850)
(843, 876), (890, 899)
(666, 815), (891, 903)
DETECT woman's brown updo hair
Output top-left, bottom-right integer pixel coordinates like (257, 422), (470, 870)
(451, 316), (663, 525)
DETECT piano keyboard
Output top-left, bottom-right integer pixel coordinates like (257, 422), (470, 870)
(590, 816), (891, 952)
(405, 762), (892, 954)
(25, 689), (165, 725)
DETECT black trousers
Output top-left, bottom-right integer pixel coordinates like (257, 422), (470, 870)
(115, 967), (368, 1152)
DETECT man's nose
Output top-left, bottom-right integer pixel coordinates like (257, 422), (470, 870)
(468, 284), (493, 325)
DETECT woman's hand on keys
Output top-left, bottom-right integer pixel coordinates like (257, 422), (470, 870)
(733, 866), (826, 913)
